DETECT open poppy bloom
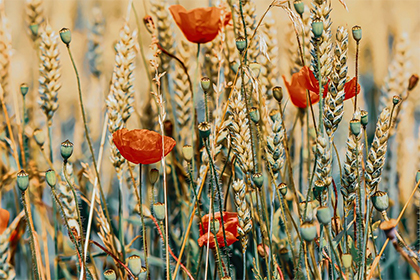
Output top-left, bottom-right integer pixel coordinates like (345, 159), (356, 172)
(0, 207), (10, 235)
(169, 5), (231, 44)
(282, 66), (360, 108)
(113, 128), (176, 165)
(198, 212), (239, 249)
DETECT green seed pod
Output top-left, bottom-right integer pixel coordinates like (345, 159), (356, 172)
(341, 254), (353, 269)
(361, 110), (368, 127)
(300, 222), (317, 242)
(61, 140), (74, 161)
(198, 122), (211, 139)
(311, 19), (324, 38)
(201, 77), (211, 92)
(182, 145), (193, 162)
(293, 0), (305, 15)
(316, 206), (331, 225)
(103, 269), (117, 280)
(299, 201), (314, 222)
(29, 24), (39, 37)
(33, 128), (45, 147)
(249, 107), (260, 123)
(127, 255), (142, 276)
(59, 27), (72, 46)
(313, 180), (326, 198)
(269, 109), (281, 122)
(352, 25), (362, 42)
(235, 36), (247, 52)
(138, 267), (147, 280)
(153, 202), (165, 221)
(272, 86), (283, 103)
(392, 95), (402, 105)
(149, 168), (159, 185)
(211, 219), (220, 235)
(230, 61), (239, 74)
(416, 170), (420, 184)
(17, 170), (29, 192)
(350, 118), (361, 136)
(249, 63), (261, 78)
(371, 190), (389, 212)
(45, 169), (57, 188)
(252, 173), (264, 188)
(20, 83), (29, 97)
(277, 182), (287, 196)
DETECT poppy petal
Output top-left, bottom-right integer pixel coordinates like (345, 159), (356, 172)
(0, 208), (10, 235)
(343, 77), (361, 100)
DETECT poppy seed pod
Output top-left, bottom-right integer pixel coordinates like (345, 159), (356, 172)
(149, 168), (159, 185)
(380, 219), (398, 240)
(17, 170), (29, 192)
(269, 109), (281, 122)
(277, 182), (287, 196)
(252, 173), (264, 188)
(352, 25), (362, 42)
(59, 28), (71, 46)
(198, 122), (211, 139)
(416, 169), (420, 185)
(127, 255), (142, 276)
(371, 191), (389, 212)
(313, 180), (326, 197)
(293, 0), (305, 15)
(235, 36), (247, 52)
(350, 118), (361, 136)
(361, 110), (368, 127)
(139, 267), (147, 280)
(143, 15), (155, 34)
(210, 219), (220, 235)
(182, 145), (193, 162)
(33, 128), (45, 147)
(408, 74), (419, 91)
(341, 254), (353, 269)
(103, 269), (117, 280)
(249, 107), (260, 123)
(201, 77), (211, 92)
(45, 169), (57, 188)
(272, 86), (283, 103)
(300, 222), (317, 242)
(20, 83), (29, 97)
(299, 201), (314, 222)
(29, 24), (39, 37)
(316, 206), (331, 225)
(392, 95), (402, 105)
(61, 140), (74, 161)
(153, 202), (165, 221)
(311, 19), (324, 38)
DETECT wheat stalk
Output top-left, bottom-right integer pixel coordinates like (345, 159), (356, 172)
(260, 15), (279, 99)
(87, 6), (105, 78)
(235, 0), (259, 62)
(39, 24), (61, 125)
(0, 7), (11, 97)
(266, 109), (285, 179)
(314, 134), (332, 201)
(25, 0), (44, 41)
(232, 179), (252, 252)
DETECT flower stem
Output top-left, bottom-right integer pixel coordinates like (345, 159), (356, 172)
(22, 191), (40, 280)
(138, 164), (149, 278)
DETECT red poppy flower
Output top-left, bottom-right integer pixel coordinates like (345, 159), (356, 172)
(0, 207), (10, 235)
(169, 5), (231, 44)
(282, 66), (360, 108)
(198, 212), (239, 249)
(113, 128), (176, 165)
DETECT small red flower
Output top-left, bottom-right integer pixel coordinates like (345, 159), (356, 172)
(198, 212), (239, 249)
(169, 5), (231, 44)
(113, 128), (176, 165)
(0, 207), (10, 235)
(282, 66), (360, 108)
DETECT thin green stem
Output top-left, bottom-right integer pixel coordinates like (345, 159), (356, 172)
(138, 164), (149, 278)
(354, 41), (359, 112)
(22, 191), (40, 280)
(117, 175), (125, 262)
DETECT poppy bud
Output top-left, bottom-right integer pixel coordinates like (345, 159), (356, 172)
(350, 118), (361, 136)
(249, 107), (260, 123)
(153, 202), (165, 221)
(230, 61), (239, 74)
(29, 24), (39, 37)
(361, 110), (368, 127)
(408, 74), (419, 91)
(316, 206), (331, 225)
(341, 254), (353, 269)
(139, 266), (147, 280)
(294, 0), (305, 15)
(311, 19), (323, 38)
(252, 173), (264, 188)
(352, 25), (362, 42)
(201, 77), (211, 92)
(20, 83), (29, 97)
(371, 190), (389, 212)
(143, 15), (155, 34)
(59, 28), (72, 46)
(416, 169), (420, 184)
(300, 222), (317, 242)
(235, 36), (247, 52)
(379, 219), (398, 241)
(33, 128), (45, 147)
(17, 170), (29, 192)
(198, 122), (211, 139)
(277, 182), (287, 196)
(392, 95), (401, 105)
(269, 109), (281, 122)
(164, 120), (173, 137)
(182, 145), (193, 162)
(103, 269), (117, 280)
(257, 243), (269, 258)
(272, 86), (283, 103)
(45, 169), (57, 188)
(127, 255), (142, 276)
(61, 140), (74, 161)
(149, 168), (159, 185)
